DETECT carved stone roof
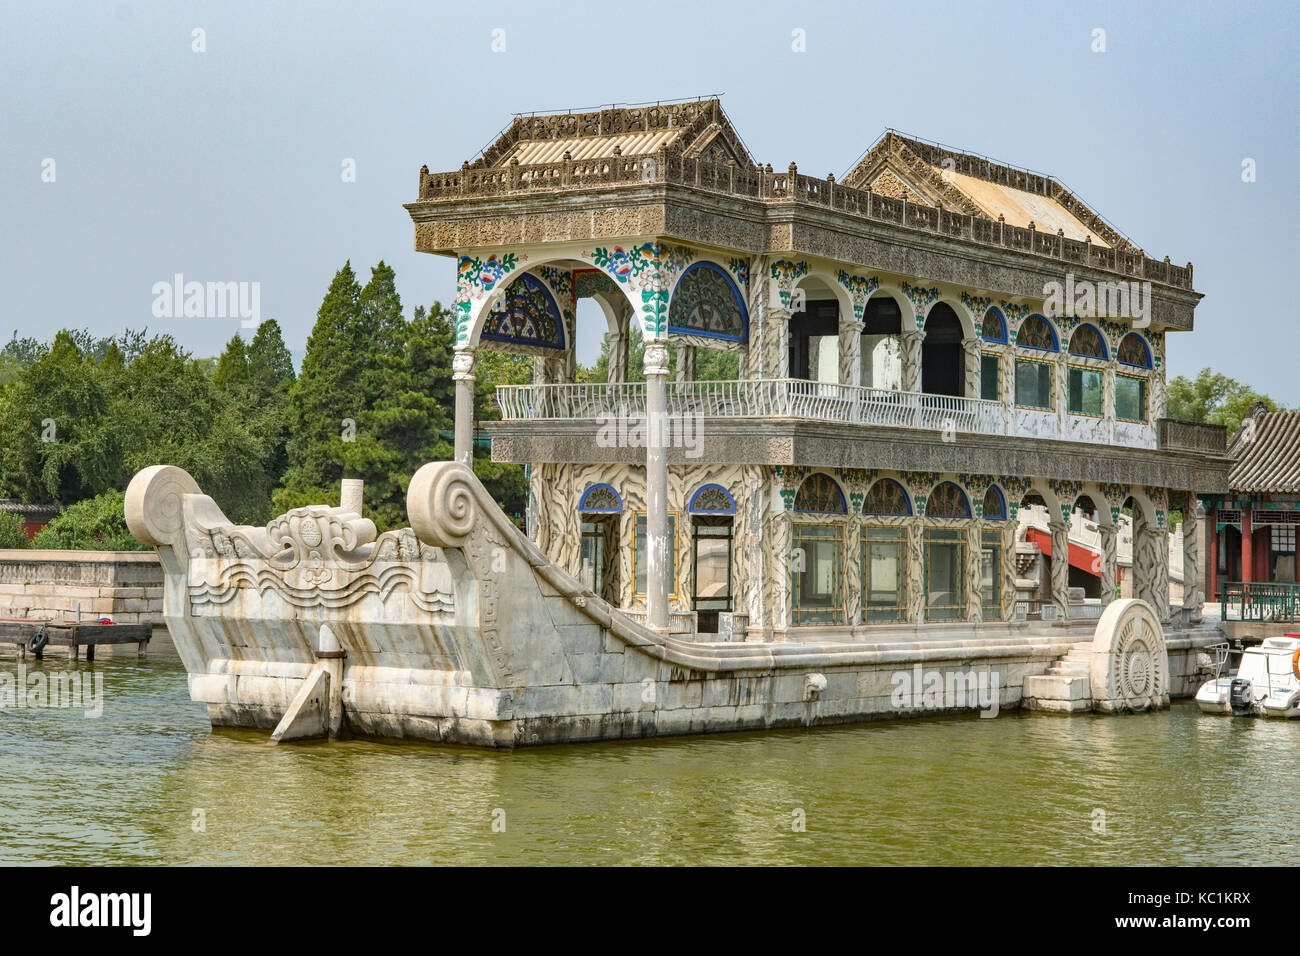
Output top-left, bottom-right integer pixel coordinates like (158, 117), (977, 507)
(1228, 410), (1300, 493)
(842, 132), (1132, 251)
(473, 98), (753, 170)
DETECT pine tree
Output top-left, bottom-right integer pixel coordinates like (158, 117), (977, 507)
(281, 262), (363, 502)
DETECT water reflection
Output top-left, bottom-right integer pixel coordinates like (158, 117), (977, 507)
(1, 654), (1296, 865)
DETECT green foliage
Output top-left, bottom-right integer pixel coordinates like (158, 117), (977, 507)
(1167, 368), (1289, 436)
(576, 323), (738, 384)
(0, 323), (293, 528)
(0, 511), (28, 550)
(30, 490), (145, 551)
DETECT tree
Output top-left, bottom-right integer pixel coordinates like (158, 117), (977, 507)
(30, 490), (146, 551)
(280, 262), (363, 503)
(0, 511), (28, 549)
(1167, 369), (1289, 436)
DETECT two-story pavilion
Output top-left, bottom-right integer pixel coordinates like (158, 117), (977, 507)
(405, 97), (1230, 640)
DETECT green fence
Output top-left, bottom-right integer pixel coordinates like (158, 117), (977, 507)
(1220, 581), (1300, 623)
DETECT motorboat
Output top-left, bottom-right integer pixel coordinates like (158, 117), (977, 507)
(1196, 635), (1300, 718)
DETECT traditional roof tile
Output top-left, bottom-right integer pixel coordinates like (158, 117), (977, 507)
(1228, 409), (1300, 493)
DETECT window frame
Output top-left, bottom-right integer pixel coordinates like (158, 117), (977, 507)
(981, 529), (1003, 618)
(861, 524), (908, 624)
(791, 521), (844, 625)
(1014, 356), (1055, 411)
(980, 350), (1001, 402)
(923, 526), (968, 622)
(633, 510), (680, 599)
(1114, 372), (1149, 424)
(1065, 363), (1105, 418)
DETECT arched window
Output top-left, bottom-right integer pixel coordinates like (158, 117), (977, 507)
(668, 262), (747, 341)
(1015, 315), (1057, 410)
(579, 484), (621, 605)
(688, 484), (736, 515)
(794, 473), (847, 514)
(482, 273), (565, 350)
(579, 483), (622, 513)
(1068, 324), (1107, 359)
(689, 484), (735, 633)
(981, 307), (1007, 344)
(927, 482), (971, 519)
(861, 478), (912, 516)
(982, 486), (1006, 520)
(1017, 314), (1058, 351)
(1117, 333), (1152, 368)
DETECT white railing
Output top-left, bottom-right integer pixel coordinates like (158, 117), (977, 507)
(495, 378), (1007, 436)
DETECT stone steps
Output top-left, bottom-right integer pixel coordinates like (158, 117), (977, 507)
(1022, 643), (1095, 712)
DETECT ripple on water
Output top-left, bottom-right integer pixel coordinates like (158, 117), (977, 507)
(0, 655), (1296, 865)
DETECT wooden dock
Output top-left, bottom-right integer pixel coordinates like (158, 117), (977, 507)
(0, 619), (153, 660)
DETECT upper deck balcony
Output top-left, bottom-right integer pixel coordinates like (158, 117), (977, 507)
(495, 380), (1227, 453)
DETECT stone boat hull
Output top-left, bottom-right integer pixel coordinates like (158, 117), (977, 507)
(126, 462), (1206, 747)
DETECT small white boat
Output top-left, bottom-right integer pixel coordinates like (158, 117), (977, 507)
(1196, 636), (1300, 718)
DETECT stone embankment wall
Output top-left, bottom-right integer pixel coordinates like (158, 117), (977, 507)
(0, 550), (163, 624)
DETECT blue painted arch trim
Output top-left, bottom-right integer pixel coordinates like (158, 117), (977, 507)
(578, 483), (622, 513)
(688, 483), (736, 515)
(982, 484), (1007, 520)
(1117, 332), (1153, 369)
(980, 306), (1008, 344)
(481, 272), (566, 351)
(1017, 313), (1060, 352)
(667, 261), (749, 342)
(1068, 322), (1110, 360)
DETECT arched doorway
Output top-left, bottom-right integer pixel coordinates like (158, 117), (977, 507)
(921, 303), (963, 396)
(861, 295), (903, 390)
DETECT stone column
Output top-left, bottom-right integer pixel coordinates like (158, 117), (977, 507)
(1153, 526), (1171, 622)
(769, 509), (792, 636)
(675, 344), (696, 384)
(452, 349), (477, 466)
(839, 320), (864, 387)
(644, 341), (671, 631)
(963, 338), (982, 399)
(967, 522), (983, 623)
(1048, 519), (1070, 620)
(906, 518), (925, 623)
(1183, 501), (1202, 623)
(843, 518), (863, 625)
(1099, 522), (1118, 606)
(1000, 521), (1017, 623)
(767, 309), (791, 378)
(901, 329), (926, 393)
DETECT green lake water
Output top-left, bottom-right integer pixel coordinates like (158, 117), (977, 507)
(1, 645), (1296, 866)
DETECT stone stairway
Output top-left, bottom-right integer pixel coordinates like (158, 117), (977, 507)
(1022, 643), (1095, 712)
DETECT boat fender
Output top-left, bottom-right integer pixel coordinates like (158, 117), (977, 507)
(26, 623), (49, 654)
(1292, 646), (1300, 681)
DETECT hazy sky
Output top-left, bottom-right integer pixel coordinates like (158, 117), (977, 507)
(3, 0), (1297, 399)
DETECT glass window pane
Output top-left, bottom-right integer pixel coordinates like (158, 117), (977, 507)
(693, 521), (732, 610)
(980, 353), (999, 401)
(863, 527), (907, 623)
(1067, 367), (1103, 416)
(792, 523), (842, 624)
(1116, 376), (1147, 422)
(925, 530), (967, 622)
(1016, 360), (1053, 410)
(634, 513), (677, 596)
